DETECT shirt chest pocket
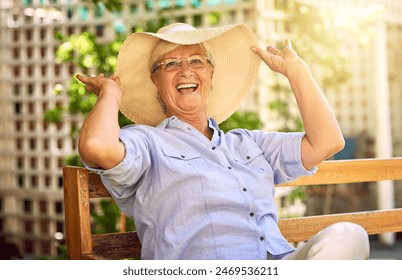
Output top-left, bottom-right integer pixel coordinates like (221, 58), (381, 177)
(234, 146), (272, 174)
(161, 147), (208, 171)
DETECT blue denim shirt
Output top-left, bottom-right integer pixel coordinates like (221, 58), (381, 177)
(86, 116), (316, 259)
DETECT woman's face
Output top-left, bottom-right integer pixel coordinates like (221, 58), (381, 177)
(150, 44), (213, 119)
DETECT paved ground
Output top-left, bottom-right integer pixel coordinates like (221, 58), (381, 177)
(369, 238), (402, 260)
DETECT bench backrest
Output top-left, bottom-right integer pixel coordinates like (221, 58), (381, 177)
(63, 158), (402, 259)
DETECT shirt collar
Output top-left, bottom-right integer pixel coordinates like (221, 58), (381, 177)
(157, 116), (220, 130)
(157, 116), (222, 144)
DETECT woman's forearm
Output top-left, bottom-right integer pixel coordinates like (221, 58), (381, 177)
(288, 61), (344, 170)
(78, 79), (125, 169)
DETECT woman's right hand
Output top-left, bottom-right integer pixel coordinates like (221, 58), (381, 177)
(76, 73), (124, 100)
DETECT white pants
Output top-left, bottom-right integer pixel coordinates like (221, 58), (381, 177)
(281, 222), (370, 260)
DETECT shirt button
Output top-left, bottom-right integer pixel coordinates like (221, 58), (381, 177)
(260, 236), (265, 241)
(181, 155), (185, 158)
(246, 156), (250, 160)
(249, 212), (254, 217)
(227, 166), (232, 170)
(212, 146), (216, 150)
(242, 187), (247, 192)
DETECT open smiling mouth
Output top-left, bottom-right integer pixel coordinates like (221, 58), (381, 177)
(176, 83), (199, 94)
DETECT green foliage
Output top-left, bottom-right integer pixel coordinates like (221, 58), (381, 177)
(91, 200), (121, 234)
(220, 111), (262, 132)
(268, 83), (304, 132)
(288, 186), (307, 203)
(50, 31), (127, 119)
(91, 199), (135, 234)
(43, 107), (63, 123)
(45, 31), (132, 167)
(55, 31), (122, 75)
(144, 17), (171, 33)
(208, 11), (221, 26)
(47, 31), (122, 124)
(64, 154), (84, 167)
(82, 0), (123, 12)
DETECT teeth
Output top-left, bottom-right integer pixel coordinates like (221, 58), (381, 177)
(176, 83), (197, 90)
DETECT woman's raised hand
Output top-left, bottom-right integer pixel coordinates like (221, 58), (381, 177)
(252, 39), (305, 78)
(76, 73), (124, 98)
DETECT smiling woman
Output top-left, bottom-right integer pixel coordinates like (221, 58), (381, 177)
(113, 23), (258, 127)
(75, 23), (368, 260)
(149, 44), (214, 134)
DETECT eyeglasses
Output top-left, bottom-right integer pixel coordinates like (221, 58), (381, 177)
(152, 55), (211, 73)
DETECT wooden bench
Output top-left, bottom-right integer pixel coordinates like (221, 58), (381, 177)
(63, 157), (402, 259)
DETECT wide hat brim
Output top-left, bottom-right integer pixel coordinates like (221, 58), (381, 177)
(116, 23), (260, 126)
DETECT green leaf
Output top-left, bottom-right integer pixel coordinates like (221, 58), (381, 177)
(43, 107), (64, 123)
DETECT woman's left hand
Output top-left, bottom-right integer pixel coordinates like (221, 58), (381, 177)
(252, 39), (304, 78)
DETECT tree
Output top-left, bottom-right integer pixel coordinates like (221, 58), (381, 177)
(44, 30), (132, 166)
(220, 111), (262, 132)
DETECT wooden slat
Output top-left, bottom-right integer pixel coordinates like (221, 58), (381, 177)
(279, 209), (402, 243)
(88, 172), (111, 198)
(64, 166), (111, 198)
(279, 157), (402, 187)
(63, 166), (141, 260)
(91, 232), (141, 259)
(81, 158), (402, 195)
(63, 166), (93, 259)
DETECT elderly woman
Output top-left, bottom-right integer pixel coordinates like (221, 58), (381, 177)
(77, 23), (369, 260)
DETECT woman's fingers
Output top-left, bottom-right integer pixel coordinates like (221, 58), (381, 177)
(266, 45), (281, 56)
(76, 73), (122, 96)
(76, 73), (102, 95)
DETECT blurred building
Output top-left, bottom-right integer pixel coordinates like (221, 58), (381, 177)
(0, 0), (401, 258)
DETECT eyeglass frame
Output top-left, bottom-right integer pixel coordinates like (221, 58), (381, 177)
(151, 55), (213, 74)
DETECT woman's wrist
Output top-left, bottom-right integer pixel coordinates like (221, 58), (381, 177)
(285, 57), (309, 80)
(98, 80), (124, 106)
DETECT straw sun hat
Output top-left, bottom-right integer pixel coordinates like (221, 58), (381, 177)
(115, 23), (260, 126)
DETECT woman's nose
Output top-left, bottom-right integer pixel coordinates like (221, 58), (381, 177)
(178, 61), (194, 75)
